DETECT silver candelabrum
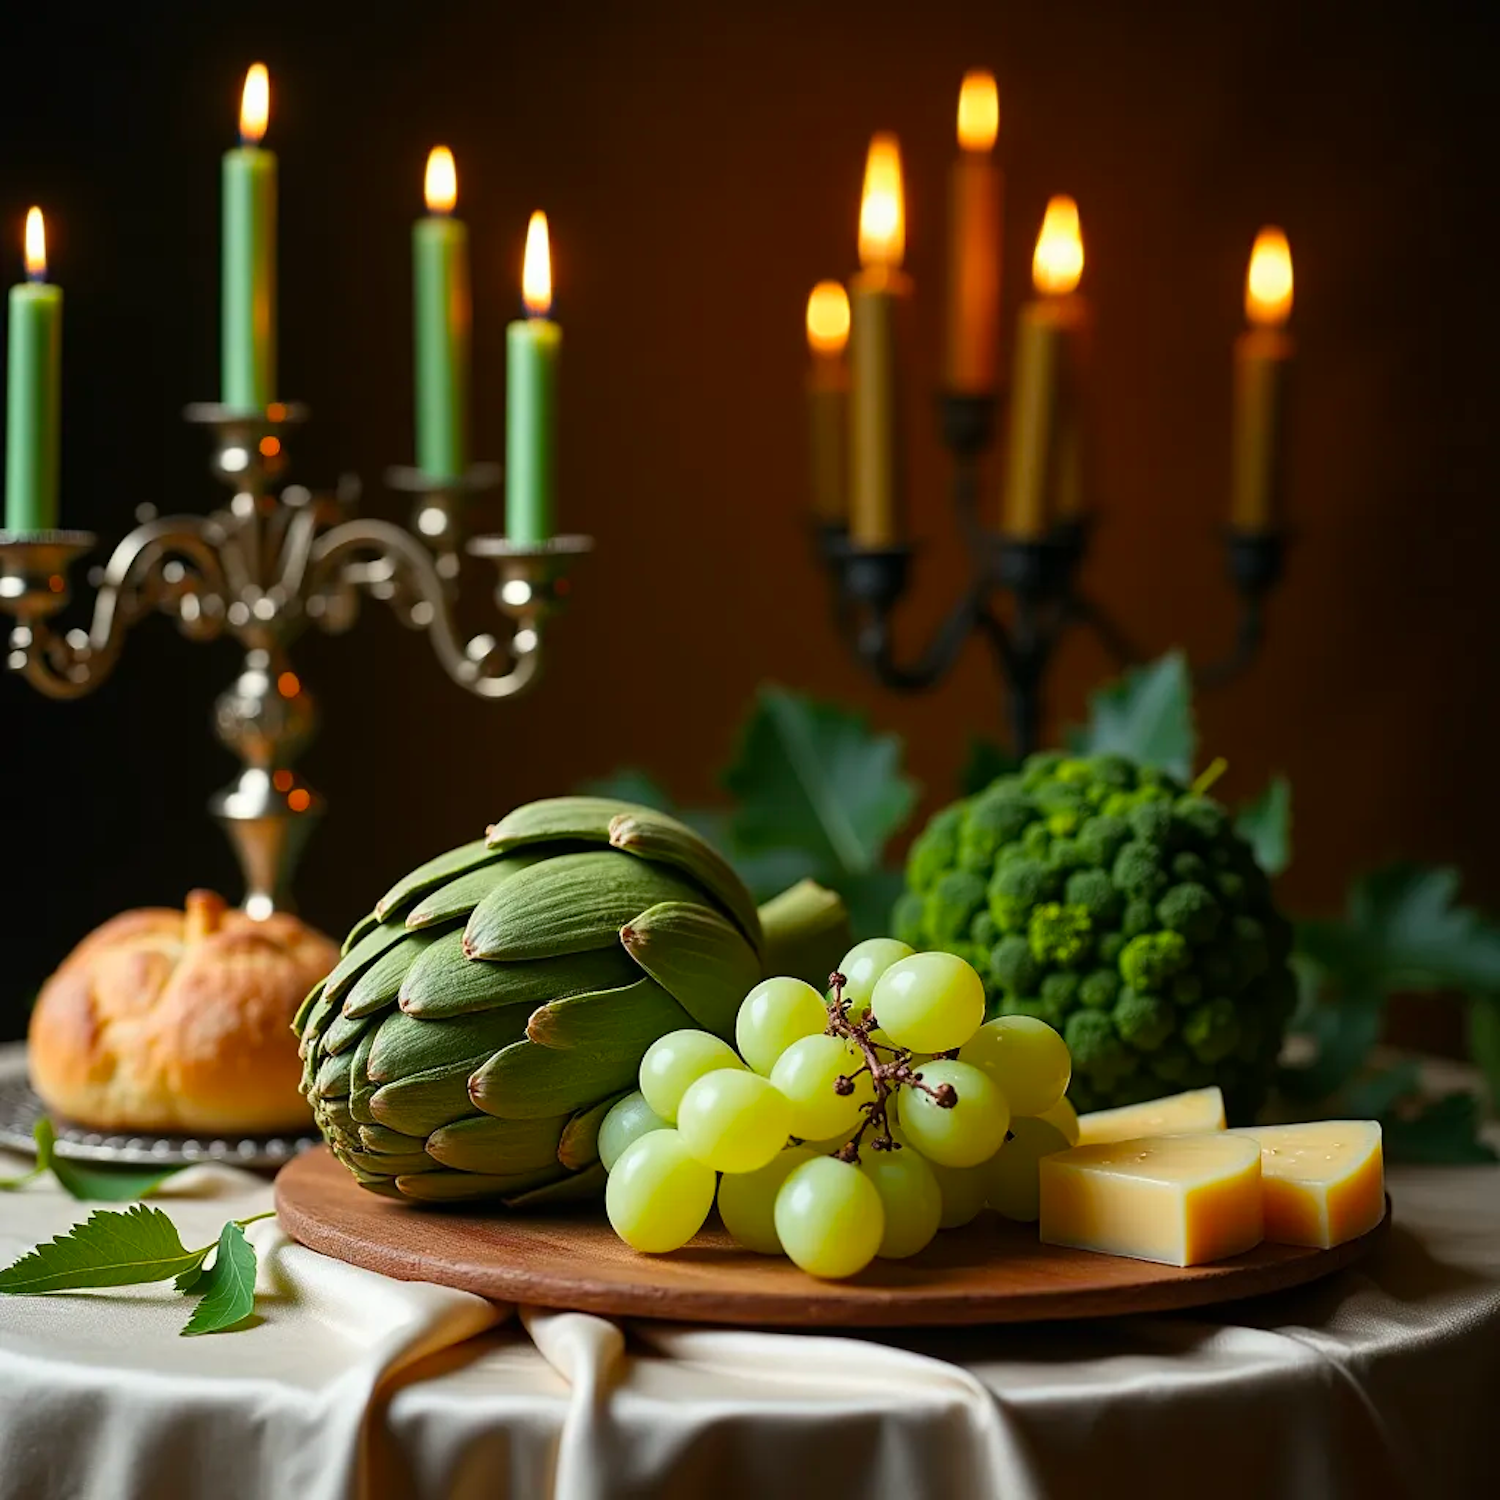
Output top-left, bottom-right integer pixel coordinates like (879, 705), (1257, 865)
(0, 401), (592, 917)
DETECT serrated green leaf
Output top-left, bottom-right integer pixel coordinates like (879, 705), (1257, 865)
(1236, 776), (1293, 877)
(1068, 651), (1195, 781)
(724, 686), (918, 877)
(49, 1156), (186, 1204)
(174, 1265), (205, 1293)
(181, 1221), (258, 1336)
(0, 1205), (209, 1295)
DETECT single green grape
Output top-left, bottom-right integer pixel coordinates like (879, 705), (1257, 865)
(605, 1130), (717, 1253)
(985, 1116), (1071, 1222)
(836, 937), (914, 1020)
(860, 1145), (942, 1259)
(638, 1030), (743, 1122)
(870, 952), (986, 1053)
(717, 1146), (813, 1253)
(735, 977), (829, 1075)
(598, 1090), (669, 1171)
(959, 1015), (1072, 1118)
(927, 1156), (991, 1228)
(769, 1033), (873, 1141)
(774, 1155), (885, 1279)
(900, 1059), (1010, 1168)
(1037, 1094), (1080, 1145)
(676, 1068), (793, 1174)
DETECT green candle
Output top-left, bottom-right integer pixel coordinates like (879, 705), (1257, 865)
(413, 146), (471, 481)
(4, 208), (62, 533)
(221, 64), (277, 411)
(506, 211), (560, 544)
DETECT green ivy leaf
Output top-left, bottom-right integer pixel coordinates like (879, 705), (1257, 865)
(1381, 1093), (1498, 1165)
(0, 1205), (210, 1295)
(1299, 865), (1500, 997)
(1067, 651), (1195, 780)
(959, 738), (1019, 797)
(1, 1118), (185, 1202)
(181, 1221), (258, 1337)
(1467, 999), (1500, 1113)
(724, 686), (918, 878)
(1236, 777), (1292, 877)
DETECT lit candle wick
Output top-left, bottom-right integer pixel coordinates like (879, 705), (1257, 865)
(24, 207), (46, 283)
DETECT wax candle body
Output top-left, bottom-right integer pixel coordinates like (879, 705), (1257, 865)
(506, 317), (561, 543)
(1230, 328), (1292, 531)
(222, 146), (277, 410)
(4, 281), (63, 532)
(1001, 295), (1086, 537)
(806, 355), (848, 526)
(944, 154), (1002, 393)
(413, 215), (472, 480)
(848, 268), (910, 546)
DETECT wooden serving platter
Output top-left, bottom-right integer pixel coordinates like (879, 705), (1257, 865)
(276, 1146), (1388, 1328)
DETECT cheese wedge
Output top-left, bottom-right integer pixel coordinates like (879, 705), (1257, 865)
(1228, 1120), (1384, 1248)
(1039, 1133), (1263, 1266)
(1076, 1085), (1226, 1146)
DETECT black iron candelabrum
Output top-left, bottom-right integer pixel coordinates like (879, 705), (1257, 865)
(817, 393), (1287, 758)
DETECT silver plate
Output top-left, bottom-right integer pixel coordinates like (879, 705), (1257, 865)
(0, 1043), (318, 1169)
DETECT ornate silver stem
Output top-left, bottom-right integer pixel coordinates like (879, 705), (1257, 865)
(0, 402), (591, 914)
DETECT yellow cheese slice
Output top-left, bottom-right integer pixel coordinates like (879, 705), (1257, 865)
(1228, 1120), (1384, 1248)
(1039, 1132), (1263, 1266)
(1076, 1085), (1226, 1146)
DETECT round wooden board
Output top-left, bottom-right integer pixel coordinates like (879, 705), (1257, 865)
(276, 1146), (1389, 1328)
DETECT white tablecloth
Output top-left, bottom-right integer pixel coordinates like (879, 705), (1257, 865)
(2, 1146), (1497, 1500)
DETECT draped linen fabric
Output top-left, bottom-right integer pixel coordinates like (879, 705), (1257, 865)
(2, 1147), (1496, 1500)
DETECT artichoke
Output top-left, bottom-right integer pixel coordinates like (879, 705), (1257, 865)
(892, 752), (1297, 1122)
(295, 796), (848, 1205)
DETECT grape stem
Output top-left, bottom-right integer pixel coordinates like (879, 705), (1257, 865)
(823, 971), (957, 1165)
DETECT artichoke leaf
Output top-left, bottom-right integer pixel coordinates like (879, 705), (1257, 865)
(426, 1112), (569, 1174)
(348, 1026), (381, 1126)
(340, 910), (383, 956)
(343, 930), (444, 1018)
(607, 812), (763, 952)
(400, 931), (638, 1019)
(366, 1006), (530, 1084)
(483, 796), (633, 851)
(558, 1092), (626, 1171)
(394, 1166), (563, 1202)
(317, 1099), (358, 1140)
(757, 880), (852, 991)
(292, 980), (326, 1035)
(324, 920), (411, 1002)
(342, 1148), (439, 1177)
(322, 1006), (379, 1057)
(358, 1124), (430, 1155)
(464, 849), (703, 962)
(314, 1049), (355, 1100)
(374, 838), (508, 922)
(369, 1065), (484, 1137)
(503, 1162), (608, 1208)
(472, 977), (693, 1118)
(620, 900), (760, 1039)
(405, 856), (541, 931)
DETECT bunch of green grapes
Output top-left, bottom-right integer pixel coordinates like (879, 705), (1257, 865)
(599, 938), (1079, 1279)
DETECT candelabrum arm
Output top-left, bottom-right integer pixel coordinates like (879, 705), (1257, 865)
(305, 518), (541, 699)
(9, 516), (232, 700)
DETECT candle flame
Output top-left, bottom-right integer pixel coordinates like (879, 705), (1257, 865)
(858, 133), (905, 270)
(240, 63), (269, 144)
(23, 207), (46, 279)
(425, 146), (457, 213)
(522, 211), (552, 316)
(956, 70), (999, 152)
(1245, 226), (1292, 327)
(805, 281), (851, 357)
(1032, 195), (1083, 295)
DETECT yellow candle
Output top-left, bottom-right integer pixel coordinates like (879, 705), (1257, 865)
(848, 134), (910, 548)
(944, 69), (1002, 394)
(804, 281), (850, 526)
(1231, 227), (1294, 532)
(1001, 196), (1087, 538)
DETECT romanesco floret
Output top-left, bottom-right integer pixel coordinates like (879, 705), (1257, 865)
(894, 749), (1298, 1119)
(1028, 903), (1093, 968)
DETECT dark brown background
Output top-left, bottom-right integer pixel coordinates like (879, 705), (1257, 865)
(2, 0), (1497, 1036)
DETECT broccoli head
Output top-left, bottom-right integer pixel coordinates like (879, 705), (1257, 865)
(894, 748), (1298, 1119)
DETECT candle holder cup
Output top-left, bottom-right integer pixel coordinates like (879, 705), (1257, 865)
(1, 404), (592, 913)
(816, 390), (1289, 757)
